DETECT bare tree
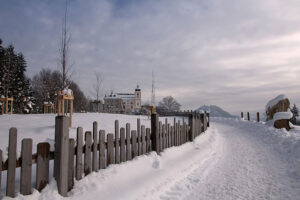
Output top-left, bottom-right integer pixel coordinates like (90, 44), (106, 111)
(60, 0), (71, 89)
(92, 72), (104, 112)
(158, 96), (181, 112)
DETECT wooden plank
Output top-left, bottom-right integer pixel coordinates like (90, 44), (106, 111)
(204, 113), (207, 131)
(141, 125), (146, 154)
(174, 118), (177, 146)
(137, 118), (141, 156)
(54, 116), (69, 197)
(146, 128), (151, 153)
(162, 124), (165, 150)
(151, 113), (159, 153)
(107, 134), (114, 166)
(6, 127), (17, 197)
(168, 124), (171, 148)
(126, 123), (131, 160)
(178, 121), (181, 145)
(131, 131), (137, 158)
(257, 112), (260, 122)
(92, 121), (98, 171)
(84, 131), (92, 176)
(180, 125), (183, 145)
(120, 128), (126, 162)
(99, 130), (106, 169)
(0, 149), (2, 193)
(171, 126), (175, 147)
(165, 118), (168, 148)
(115, 120), (120, 164)
(20, 138), (32, 195)
(159, 122), (162, 151)
(36, 142), (50, 192)
(247, 112), (250, 121)
(188, 114), (194, 141)
(198, 116), (202, 135)
(182, 123), (185, 144)
(241, 112), (244, 119)
(207, 113), (210, 127)
(76, 127), (83, 180)
(68, 139), (75, 191)
(200, 114), (204, 133)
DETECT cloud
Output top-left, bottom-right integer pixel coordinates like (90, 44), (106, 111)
(1, 0), (300, 114)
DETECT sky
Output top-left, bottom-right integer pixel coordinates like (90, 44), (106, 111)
(0, 0), (300, 114)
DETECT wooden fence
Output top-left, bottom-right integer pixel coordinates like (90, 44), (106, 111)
(241, 112), (260, 122)
(0, 112), (209, 197)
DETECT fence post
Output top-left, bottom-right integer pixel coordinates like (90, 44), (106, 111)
(0, 149), (2, 193)
(257, 112), (260, 122)
(36, 142), (50, 192)
(54, 116), (69, 197)
(115, 120), (120, 164)
(151, 113), (160, 154)
(241, 112), (243, 119)
(204, 112), (207, 131)
(92, 122), (98, 171)
(137, 119), (141, 156)
(6, 128), (17, 197)
(247, 112), (250, 121)
(76, 127), (83, 180)
(207, 113), (210, 127)
(20, 139), (32, 195)
(188, 114), (194, 141)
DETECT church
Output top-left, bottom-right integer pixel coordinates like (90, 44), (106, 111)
(103, 85), (141, 113)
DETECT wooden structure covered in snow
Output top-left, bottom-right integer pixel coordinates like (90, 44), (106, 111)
(43, 102), (54, 114)
(0, 96), (13, 114)
(56, 89), (74, 128)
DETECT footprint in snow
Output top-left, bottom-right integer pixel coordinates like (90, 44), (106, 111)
(152, 159), (161, 169)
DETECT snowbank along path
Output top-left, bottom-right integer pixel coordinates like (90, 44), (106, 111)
(5, 117), (300, 200)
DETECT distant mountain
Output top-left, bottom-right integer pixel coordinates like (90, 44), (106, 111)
(197, 105), (238, 118)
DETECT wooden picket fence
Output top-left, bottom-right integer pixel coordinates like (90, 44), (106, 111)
(0, 112), (209, 198)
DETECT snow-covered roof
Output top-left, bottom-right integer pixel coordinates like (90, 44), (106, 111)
(266, 94), (288, 110)
(117, 93), (135, 100)
(104, 93), (135, 101)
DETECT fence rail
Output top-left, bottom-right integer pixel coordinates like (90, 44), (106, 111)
(0, 112), (209, 197)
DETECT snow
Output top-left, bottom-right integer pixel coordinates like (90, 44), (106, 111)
(273, 111), (293, 121)
(63, 89), (73, 96)
(265, 94), (288, 110)
(1, 115), (300, 199)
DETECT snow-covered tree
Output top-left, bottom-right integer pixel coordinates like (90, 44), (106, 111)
(0, 40), (33, 113)
(158, 96), (181, 112)
(291, 104), (299, 124)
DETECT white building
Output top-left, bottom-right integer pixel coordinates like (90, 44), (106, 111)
(104, 85), (141, 113)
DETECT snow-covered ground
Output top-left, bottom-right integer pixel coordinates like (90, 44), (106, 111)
(0, 113), (152, 156)
(1, 115), (300, 199)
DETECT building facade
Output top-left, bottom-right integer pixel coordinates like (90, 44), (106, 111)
(103, 86), (141, 113)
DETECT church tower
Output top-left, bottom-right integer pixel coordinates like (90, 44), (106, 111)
(134, 85), (141, 110)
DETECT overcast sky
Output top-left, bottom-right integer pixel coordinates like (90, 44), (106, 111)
(0, 0), (300, 114)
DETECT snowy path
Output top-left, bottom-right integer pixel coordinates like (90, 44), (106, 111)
(161, 120), (300, 200)
(9, 118), (300, 200)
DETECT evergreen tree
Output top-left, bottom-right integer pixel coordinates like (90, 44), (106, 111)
(0, 40), (33, 113)
(291, 104), (299, 124)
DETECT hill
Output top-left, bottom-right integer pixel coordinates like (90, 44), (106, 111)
(197, 105), (238, 118)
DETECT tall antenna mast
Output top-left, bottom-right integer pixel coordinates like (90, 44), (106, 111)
(151, 71), (156, 106)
